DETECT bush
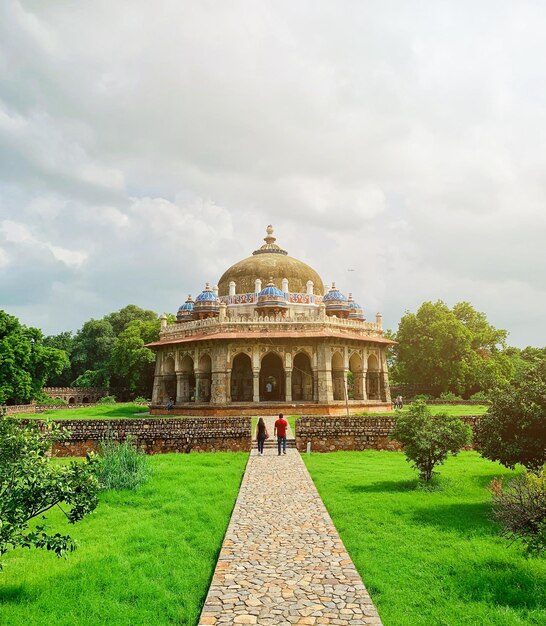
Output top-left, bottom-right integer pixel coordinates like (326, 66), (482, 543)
(490, 471), (546, 556)
(439, 391), (464, 401)
(97, 395), (116, 405)
(412, 394), (432, 402)
(97, 435), (150, 491)
(469, 391), (490, 402)
(133, 396), (150, 404)
(391, 400), (472, 481)
(475, 362), (546, 472)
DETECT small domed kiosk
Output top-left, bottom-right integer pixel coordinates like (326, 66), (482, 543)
(148, 225), (394, 415)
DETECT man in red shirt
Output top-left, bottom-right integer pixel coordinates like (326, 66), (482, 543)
(274, 413), (288, 456)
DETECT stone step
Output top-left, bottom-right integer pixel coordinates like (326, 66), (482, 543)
(253, 439), (296, 448)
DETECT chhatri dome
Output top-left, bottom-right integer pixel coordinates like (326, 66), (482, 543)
(218, 225), (324, 297)
(148, 224), (394, 416)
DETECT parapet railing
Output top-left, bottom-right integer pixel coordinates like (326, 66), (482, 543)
(160, 314), (383, 341)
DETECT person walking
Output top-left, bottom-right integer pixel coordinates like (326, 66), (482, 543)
(256, 417), (268, 455)
(274, 413), (288, 456)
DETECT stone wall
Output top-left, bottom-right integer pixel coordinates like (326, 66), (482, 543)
(295, 415), (482, 452)
(26, 417), (251, 456)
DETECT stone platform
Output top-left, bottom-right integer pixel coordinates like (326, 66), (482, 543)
(150, 401), (392, 417)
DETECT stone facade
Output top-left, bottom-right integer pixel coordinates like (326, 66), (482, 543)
(296, 415), (482, 452)
(25, 417), (251, 456)
(43, 387), (108, 404)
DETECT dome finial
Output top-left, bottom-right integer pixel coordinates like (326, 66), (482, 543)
(253, 224), (288, 256)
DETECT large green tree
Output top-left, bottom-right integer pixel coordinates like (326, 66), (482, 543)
(0, 311), (68, 405)
(110, 319), (160, 397)
(70, 305), (163, 398)
(390, 301), (512, 397)
(43, 331), (75, 386)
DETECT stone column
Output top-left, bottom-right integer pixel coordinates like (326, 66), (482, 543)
(152, 374), (163, 405)
(176, 372), (190, 404)
(285, 369), (292, 402)
(360, 368), (368, 401)
(253, 369), (260, 402)
(316, 344), (333, 403)
(195, 373), (202, 403)
(380, 350), (392, 403)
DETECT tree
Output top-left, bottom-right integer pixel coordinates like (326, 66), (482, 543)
(70, 319), (115, 386)
(0, 311), (68, 405)
(0, 410), (99, 569)
(110, 319), (160, 397)
(475, 362), (546, 473)
(104, 304), (157, 336)
(391, 400), (472, 481)
(43, 331), (74, 386)
(390, 301), (512, 397)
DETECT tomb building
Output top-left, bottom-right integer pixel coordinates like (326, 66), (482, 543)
(148, 225), (394, 415)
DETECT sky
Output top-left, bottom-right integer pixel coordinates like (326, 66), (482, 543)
(0, 1), (545, 347)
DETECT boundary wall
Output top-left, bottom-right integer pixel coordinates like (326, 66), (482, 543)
(24, 417), (251, 456)
(295, 415), (481, 452)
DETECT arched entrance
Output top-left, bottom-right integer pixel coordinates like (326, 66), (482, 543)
(68, 397), (75, 405)
(366, 354), (380, 400)
(179, 355), (195, 402)
(260, 352), (285, 401)
(231, 353), (253, 402)
(292, 352), (313, 401)
(198, 354), (212, 403)
(331, 352), (344, 401)
(349, 352), (364, 400)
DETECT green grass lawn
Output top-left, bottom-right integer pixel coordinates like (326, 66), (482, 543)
(0, 453), (247, 626)
(19, 403), (150, 420)
(356, 403), (489, 417)
(303, 451), (546, 626)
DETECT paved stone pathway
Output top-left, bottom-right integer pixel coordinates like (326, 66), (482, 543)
(198, 422), (383, 625)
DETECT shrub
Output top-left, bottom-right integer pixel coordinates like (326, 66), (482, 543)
(490, 471), (546, 556)
(412, 394), (432, 402)
(391, 400), (472, 481)
(97, 395), (116, 405)
(133, 396), (150, 404)
(0, 409), (99, 569)
(475, 362), (546, 473)
(469, 391), (490, 402)
(97, 435), (150, 491)
(439, 391), (464, 401)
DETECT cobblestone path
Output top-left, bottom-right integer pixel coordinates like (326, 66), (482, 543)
(198, 437), (383, 625)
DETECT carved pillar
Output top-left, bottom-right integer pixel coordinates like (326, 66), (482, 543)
(360, 368), (368, 401)
(285, 369), (292, 402)
(380, 350), (392, 403)
(316, 344), (333, 403)
(152, 374), (163, 405)
(194, 372), (201, 403)
(252, 369), (260, 402)
(176, 372), (190, 404)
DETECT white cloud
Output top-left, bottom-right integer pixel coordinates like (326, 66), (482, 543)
(0, 0), (545, 346)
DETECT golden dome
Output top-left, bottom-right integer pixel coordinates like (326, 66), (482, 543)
(217, 226), (324, 297)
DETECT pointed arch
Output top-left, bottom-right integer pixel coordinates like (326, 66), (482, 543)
(292, 352), (313, 401)
(349, 352), (363, 400)
(260, 352), (285, 401)
(231, 352), (253, 402)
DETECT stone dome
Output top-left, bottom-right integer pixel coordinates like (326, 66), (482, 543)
(217, 226), (324, 297)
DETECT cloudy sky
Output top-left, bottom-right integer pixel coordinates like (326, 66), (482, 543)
(1, 1), (545, 347)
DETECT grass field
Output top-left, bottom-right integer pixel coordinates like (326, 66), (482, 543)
(0, 453), (247, 626)
(19, 403), (150, 420)
(303, 450), (546, 626)
(356, 403), (490, 417)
